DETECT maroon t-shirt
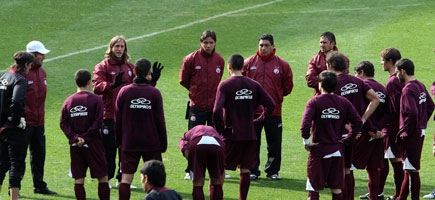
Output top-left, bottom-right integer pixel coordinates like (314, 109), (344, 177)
(300, 94), (362, 157)
(115, 83), (167, 153)
(363, 78), (388, 132)
(384, 74), (403, 136)
(213, 76), (275, 141)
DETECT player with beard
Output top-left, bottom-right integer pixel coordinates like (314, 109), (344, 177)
(395, 58), (434, 200)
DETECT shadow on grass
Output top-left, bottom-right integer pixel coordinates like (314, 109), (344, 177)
(19, 193), (76, 200)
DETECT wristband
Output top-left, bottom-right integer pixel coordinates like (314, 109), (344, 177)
(303, 138), (310, 146)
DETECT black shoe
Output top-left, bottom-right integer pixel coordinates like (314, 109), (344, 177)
(34, 188), (57, 195)
(360, 193), (384, 200)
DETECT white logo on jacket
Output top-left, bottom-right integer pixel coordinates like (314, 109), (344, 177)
(130, 98), (152, 109)
(235, 89), (253, 100)
(321, 108), (340, 119)
(70, 105), (88, 117)
(419, 92), (427, 104)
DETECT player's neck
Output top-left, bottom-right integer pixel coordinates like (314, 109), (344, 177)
(231, 70), (243, 76)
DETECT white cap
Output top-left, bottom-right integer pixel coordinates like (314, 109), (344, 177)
(26, 41), (50, 54)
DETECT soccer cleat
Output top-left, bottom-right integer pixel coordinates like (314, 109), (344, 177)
(250, 174), (258, 180)
(424, 192), (435, 199)
(267, 174), (281, 180)
(360, 193), (370, 199)
(385, 196), (397, 200)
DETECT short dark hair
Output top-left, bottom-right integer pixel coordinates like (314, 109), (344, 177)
(259, 34), (274, 45)
(354, 61), (375, 77)
(320, 32), (336, 44)
(228, 54), (244, 71)
(200, 30), (217, 42)
(326, 51), (347, 72)
(75, 69), (91, 87)
(134, 58), (151, 77)
(140, 160), (166, 187)
(319, 70), (338, 93)
(395, 58), (414, 75)
(380, 47), (401, 64)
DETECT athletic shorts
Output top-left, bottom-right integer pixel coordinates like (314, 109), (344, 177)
(402, 130), (424, 170)
(120, 150), (162, 174)
(352, 133), (385, 169)
(70, 139), (107, 179)
(306, 152), (344, 191)
(225, 140), (256, 170)
(384, 130), (404, 159)
(187, 136), (225, 180)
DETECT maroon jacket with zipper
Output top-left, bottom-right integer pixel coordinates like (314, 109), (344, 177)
(179, 48), (224, 112)
(25, 64), (46, 126)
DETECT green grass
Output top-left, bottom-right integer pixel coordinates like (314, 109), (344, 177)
(1, 0), (435, 199)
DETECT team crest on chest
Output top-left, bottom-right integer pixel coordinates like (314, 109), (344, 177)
(273, 66), (280, 74)
(216, 67), (221, 74)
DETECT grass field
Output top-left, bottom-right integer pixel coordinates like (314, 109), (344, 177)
(1, 0), (435, 199)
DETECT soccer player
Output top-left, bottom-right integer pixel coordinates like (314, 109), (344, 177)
(92, 35), (162, 188)
(353, 61), (389, 200)
(60, 69), (109, 200)
(305, 31), (349, 95)
(179, 125), (225, 200)
(242, 34), (293, 180)
(301, 70), (363, 200)
(378, 47), (404, 200)
(115, 58), (167, 200)
(395, 58), (434, 200)
(326, 51), (380, 200)
(179, 30), (225, 180)
(214, 53), (275, 199)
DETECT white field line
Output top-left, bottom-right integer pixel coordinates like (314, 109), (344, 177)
(45, 0), (282, 63)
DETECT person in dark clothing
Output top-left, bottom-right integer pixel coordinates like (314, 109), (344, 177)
(140, 160), (182, 200)
(0, 51), (34, 200)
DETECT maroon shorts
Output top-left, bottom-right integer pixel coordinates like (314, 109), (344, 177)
(70, 140), (107, 179)
(384, 130), (404, 158)
(352, 133), (385, 169)
(121, 150), (162, 174)
(225, 140), (256, 170)
(402, 132), (424, 170)
(307, 153), (344, 191)
(187, 136), (225, 180)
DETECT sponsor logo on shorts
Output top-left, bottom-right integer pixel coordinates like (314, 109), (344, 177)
(130, 98), (152, 109)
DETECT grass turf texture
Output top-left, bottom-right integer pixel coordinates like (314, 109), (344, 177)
(1, 0), (435, 199)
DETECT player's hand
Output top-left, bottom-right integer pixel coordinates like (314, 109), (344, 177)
(400, 132), (408, 141)
(431, 82), (435, 96)
(344, 123), (351, 131)
(151, 61), (164, 82)
(77, 137), (85, 147)
(304, 143), (319, 152)
(183, 150), (189, 158)
(111, 71), (127, 88)
(355, 132), (362, 140)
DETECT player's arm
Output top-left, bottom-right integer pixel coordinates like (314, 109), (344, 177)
(362, 88), (380, 124)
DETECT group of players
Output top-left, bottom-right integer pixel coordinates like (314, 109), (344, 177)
(1, 30), (435, 200)
(302, 32), (435, 200)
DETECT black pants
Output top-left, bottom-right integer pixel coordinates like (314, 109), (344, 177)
(187, 107), (213, 130)
(25, 125), (48, 189)
(102, 119), (118, 180)
(0, 128), (27, 188)
(250, 116), (282, 177)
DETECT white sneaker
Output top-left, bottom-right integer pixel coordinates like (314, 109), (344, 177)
(184, 172), (191, 180)
(424, 192), (435, 199)
(225, 172), (231, 179)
